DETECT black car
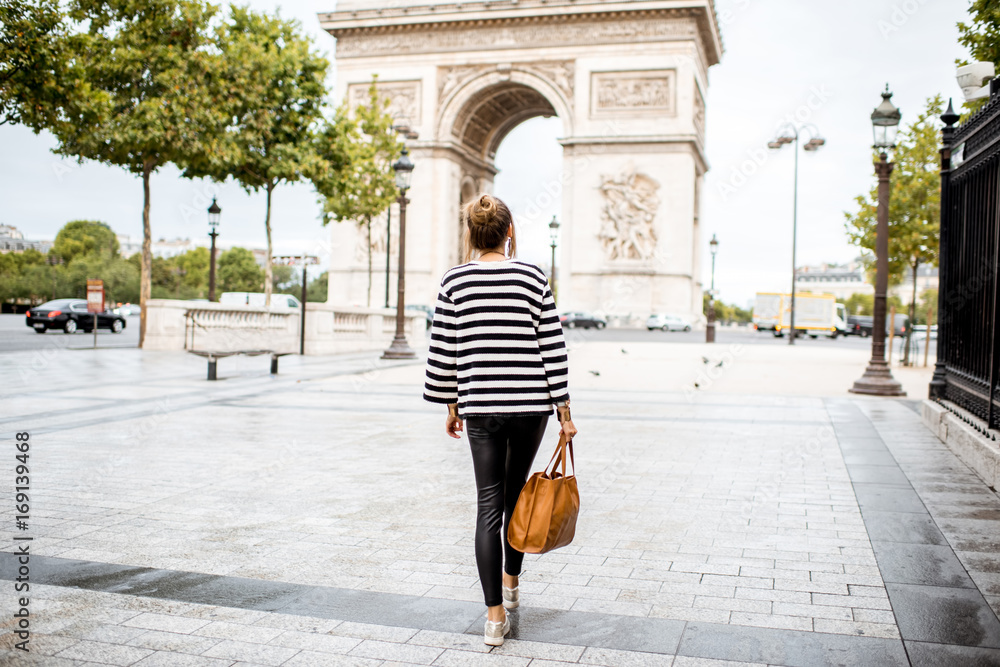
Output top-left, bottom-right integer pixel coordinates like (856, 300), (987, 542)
(847, 313), (909, 338)
(25, 299), (127, 334)
(560, 311), (607, 329)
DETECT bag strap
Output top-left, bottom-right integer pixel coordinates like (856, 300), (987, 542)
(546, 432), (576, 478)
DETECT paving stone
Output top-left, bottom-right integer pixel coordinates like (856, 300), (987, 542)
(126, 629), (224, 654)
(281, 649), (383, 666)
(201, 638), (300, 665)
(578, 646), (675, 666)
(132, 651), (235, 666)
(54, 638), (156, 665)
(348, 638), (443, 664)
(886, 582), (1000, 647)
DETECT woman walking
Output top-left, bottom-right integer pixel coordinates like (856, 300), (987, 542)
(423, 194), (577, 646)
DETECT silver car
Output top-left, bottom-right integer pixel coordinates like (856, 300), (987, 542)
(646, 314), (692, 332)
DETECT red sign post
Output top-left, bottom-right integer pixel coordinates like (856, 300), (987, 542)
(86, 279), (104, 348)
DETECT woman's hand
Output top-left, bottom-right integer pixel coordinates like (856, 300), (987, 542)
(560, 418), (577, 440)
(446, 414), (464, 439)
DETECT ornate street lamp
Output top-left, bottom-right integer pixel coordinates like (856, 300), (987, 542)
(706, 234), (719, 343)
(851, 86), (906, 396)
(549, 215), (560, 304)
(382, 147), (417, 360)
(768, 123), (826, 344)
(207, 198), (221, 302)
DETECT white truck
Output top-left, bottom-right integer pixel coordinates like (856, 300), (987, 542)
(752, 292), (847, 339)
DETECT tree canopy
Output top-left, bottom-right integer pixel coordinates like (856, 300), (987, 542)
(52, 220), (119, 263)
(313, 78), (402, 306)
(844, 95), (943, 289)
(183, 6), (328, 306)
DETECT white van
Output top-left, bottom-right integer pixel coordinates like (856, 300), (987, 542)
(219, 292), (301, 309)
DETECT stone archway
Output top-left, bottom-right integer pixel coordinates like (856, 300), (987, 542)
(320, 0), (721, 322)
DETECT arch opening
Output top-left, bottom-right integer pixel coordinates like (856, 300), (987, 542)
(451, 81), (558, 160)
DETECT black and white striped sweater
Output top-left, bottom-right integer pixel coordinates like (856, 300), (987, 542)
(423, 258), (570, 418)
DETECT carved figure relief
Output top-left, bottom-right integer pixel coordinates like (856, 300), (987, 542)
(597, 171), (661, 261)
(591, 70), (675, 116)
(348, 80), (421, 125)
(438, 61), (574, 107)
(335, 18), (697, 58)
(693, 83), (706, 135)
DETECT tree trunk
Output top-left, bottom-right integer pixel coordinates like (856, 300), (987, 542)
(264, 181), (274, 307)
(367, 216), (372, 308)
(903, 258), (919, 365)
(139, 160), (154, 348)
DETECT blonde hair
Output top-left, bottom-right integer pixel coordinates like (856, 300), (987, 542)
(462, 193), (517, 263)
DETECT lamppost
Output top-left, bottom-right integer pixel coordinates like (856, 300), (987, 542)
(706, 234), (719, 343)
(207, 198), (221, 302)
(382, 147), (417, 360)
(767, 124), (826, 344)
(851, 85), (906, 396)
(549, 215), (560, 304)
(384, 117), (420, 310)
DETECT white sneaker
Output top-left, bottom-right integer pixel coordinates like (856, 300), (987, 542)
(502, 585), (519, 609)
(484, 609), (510, 646)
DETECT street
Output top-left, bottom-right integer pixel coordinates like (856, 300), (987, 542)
(0, 312), (139, 354)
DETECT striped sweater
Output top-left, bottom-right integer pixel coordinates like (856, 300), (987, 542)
(423, 258), (570, 417)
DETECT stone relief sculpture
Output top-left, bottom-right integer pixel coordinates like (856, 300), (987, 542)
(591, 70), (674, 115)
(438, 61), (574, 107)
(597, 171), (661, 261)
(348, 80), (421, 124)
(693, 84), (706, 134)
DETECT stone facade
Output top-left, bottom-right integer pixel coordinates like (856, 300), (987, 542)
(319, 0), (722, 322)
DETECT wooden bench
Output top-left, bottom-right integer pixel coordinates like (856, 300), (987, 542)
(187, 350), (295, 380)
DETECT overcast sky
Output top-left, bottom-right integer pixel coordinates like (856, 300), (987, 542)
(1, 0), (972, 307)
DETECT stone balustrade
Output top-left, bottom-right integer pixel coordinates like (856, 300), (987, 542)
(142, 299), (426, 355)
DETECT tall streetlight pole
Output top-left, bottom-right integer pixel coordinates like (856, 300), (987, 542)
(549, 215), (560, 304)
(382, 147), (417, 360)
(207, 198), (221, 302)
(851, 85), (906, 396)
(767, 124), (826, 344)
(706, 234), (719, 343)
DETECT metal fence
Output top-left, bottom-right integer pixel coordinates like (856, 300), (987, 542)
(931, 85), (1000, 426)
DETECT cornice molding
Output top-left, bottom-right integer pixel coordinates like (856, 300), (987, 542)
(320, 1), (722, 65)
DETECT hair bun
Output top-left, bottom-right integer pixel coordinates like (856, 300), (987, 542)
(469, 194), (497, 226)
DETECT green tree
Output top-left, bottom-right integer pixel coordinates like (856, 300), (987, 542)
(0, 0), (70, 128)
(38, 0), (226, 346)
(313, 78), (402, 307)
(183, 6), (328, 307)
(958, 1), (1000, 113)
(52, 219), (119, 263)
(845, 96), (942, 360)
(307, 271), (328, 303)
(844, 293), (874, 316)
(218, 247), (264, 293)
(175, 247), (210, 292)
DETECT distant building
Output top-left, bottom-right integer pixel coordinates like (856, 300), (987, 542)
(0, 225), (52, 254)
(116, 234), (143, 258)
(795, 259), (938, 304)
(796, 261), (870, 300)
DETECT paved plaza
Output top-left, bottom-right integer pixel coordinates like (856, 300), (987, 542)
(2, 342), (1000, 666)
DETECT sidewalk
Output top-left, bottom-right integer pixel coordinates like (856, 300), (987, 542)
(1, 343), (997, 666)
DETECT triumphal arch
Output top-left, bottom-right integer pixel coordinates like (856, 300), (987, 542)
(319, 0), (722, 322)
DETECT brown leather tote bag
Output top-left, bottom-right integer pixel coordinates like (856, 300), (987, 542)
(507, 432), (580, 554)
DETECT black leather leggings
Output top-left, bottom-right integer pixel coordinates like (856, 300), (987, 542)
(466, 413), (549, 607)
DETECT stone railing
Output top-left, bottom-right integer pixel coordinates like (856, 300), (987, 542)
(142, 299), (426, 355)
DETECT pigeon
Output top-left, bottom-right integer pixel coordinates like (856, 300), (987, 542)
(621, 348), (628, 354)
(694, 382), (701, 389)
(589, 370), (601, 376)
(715, 361), (724, 368)
(702, 356), (710, 364)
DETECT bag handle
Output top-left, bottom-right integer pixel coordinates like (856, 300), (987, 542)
(544, 431), (575, 479)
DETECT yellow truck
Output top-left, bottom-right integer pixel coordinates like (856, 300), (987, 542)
(752, 292), (848, 339)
